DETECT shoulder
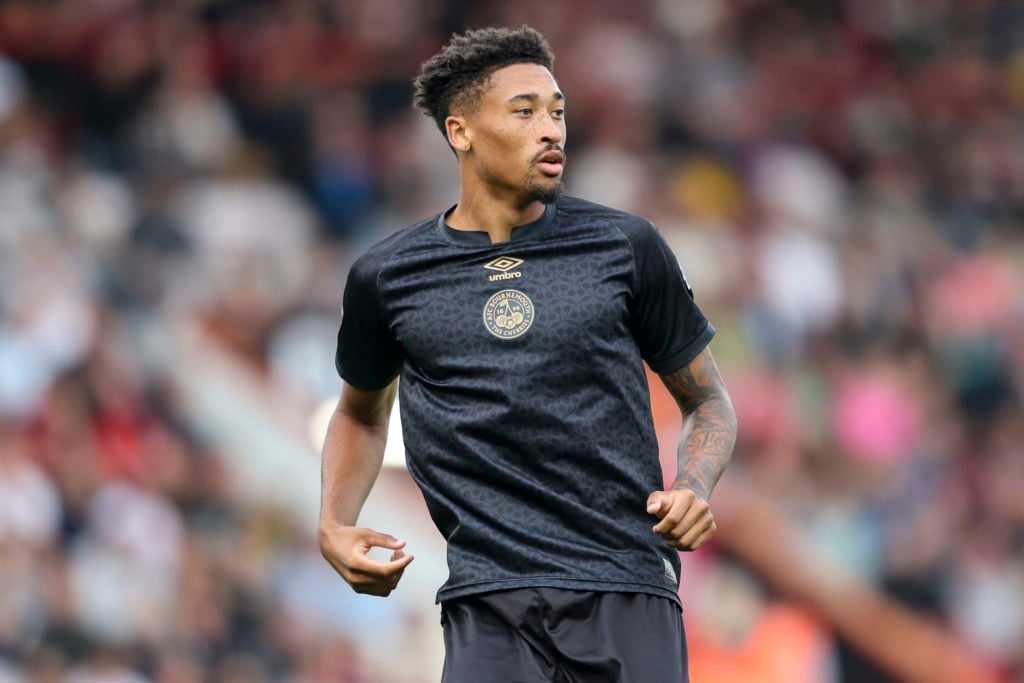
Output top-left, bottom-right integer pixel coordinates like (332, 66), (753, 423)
(555, 196), (658, 243)
(555, 198), (682, 284)
(348, 215), (441, 283)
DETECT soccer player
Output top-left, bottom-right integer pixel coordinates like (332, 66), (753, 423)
(319, 25), (737, 682)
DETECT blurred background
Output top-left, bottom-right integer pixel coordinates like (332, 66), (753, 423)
(0, 0), (1022, 681)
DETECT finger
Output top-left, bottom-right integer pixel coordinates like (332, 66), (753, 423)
(389, 554), (411, 588)
(386, 552), (415, 572)
(659, 505), (712, 545)
(673, 499), (711, 538)
(680, 520), (718, 551)
(652, 494), (695, 534)
(677, 515), (715, 549)
(353, 555), (414, 597)
(646, 492), (666, 515)
(348, 549), (415, 577)
(362, 531), (406, 551)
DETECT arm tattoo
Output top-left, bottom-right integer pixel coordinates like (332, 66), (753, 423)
(659, 349), (737, 501)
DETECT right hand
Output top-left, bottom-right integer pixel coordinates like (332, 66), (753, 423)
(319, 523), (414, 597)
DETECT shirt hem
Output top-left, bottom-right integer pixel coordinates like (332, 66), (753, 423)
(436, 577), (681, 608)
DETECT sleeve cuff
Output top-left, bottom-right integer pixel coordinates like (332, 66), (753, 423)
(645, 321), (716, 375)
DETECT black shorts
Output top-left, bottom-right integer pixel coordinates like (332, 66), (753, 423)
(440, 587), (689, 682)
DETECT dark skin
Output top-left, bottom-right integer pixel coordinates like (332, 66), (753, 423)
(648, 347), (736, 551)
(318, 380), (412, 597)
(319, 62), (736, 596)
(444, 63), (566, 242)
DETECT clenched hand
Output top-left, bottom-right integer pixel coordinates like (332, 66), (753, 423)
(319, 523), (414, 597)
(647, 489), (717, 551)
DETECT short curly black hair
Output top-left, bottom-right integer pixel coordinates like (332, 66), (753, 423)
(413, 25), (554, 137)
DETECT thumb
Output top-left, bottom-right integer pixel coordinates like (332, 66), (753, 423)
(646, 491), (667, 516)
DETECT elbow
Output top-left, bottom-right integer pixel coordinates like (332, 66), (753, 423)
(700, 387), (737, 429)
(722, 391), (738, 435)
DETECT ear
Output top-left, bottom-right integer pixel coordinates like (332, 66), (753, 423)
(445, 115), (472, 153)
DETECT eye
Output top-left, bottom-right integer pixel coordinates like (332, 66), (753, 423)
(515, 108), (533, 116)
(552, 109), (565, 119)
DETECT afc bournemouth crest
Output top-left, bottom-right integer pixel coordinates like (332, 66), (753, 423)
(482, 289), (535, 339)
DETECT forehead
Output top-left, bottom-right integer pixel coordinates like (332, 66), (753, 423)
(482, 63), (561, 102)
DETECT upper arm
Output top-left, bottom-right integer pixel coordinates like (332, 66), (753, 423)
(336, 256), (404, 391)
(658, 347), (731, 414)
(338, 379), (398, 428)
(625, 220), (715, 373)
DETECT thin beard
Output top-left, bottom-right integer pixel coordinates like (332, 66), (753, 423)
(527, 179), (564, 205)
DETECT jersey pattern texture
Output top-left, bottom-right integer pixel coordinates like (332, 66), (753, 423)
(336, 196), (714, 604)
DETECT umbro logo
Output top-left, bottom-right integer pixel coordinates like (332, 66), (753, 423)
(484, 257), (523, 272)
(484, 256), (524, 281)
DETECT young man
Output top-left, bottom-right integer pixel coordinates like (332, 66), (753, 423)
(319, 26), (736, 682)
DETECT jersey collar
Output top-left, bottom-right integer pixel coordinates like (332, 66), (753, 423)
(437, 201), (557, 246)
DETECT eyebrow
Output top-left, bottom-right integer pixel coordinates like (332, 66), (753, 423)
(506, 92), (566, 105)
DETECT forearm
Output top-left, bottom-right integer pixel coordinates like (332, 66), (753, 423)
(659, 349), (737, 501)
(672, 394), (736, 500)
(319, 382), (397, 528)
(320, 415), (386, 527)
(318, 381), (413, 595)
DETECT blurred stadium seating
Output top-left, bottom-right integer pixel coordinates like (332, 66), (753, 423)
(0, 1), (1021, 681)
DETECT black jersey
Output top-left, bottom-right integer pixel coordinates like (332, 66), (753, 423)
(335, 196), (715, 605)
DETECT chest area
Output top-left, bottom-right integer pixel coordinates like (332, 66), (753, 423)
(381, 236), (634, 360)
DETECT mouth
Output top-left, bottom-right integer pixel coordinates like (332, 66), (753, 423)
(536, 150), (565, 176)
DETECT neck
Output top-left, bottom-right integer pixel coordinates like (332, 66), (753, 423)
(446, 186), (547, 243)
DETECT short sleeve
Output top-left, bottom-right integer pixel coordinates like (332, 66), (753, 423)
(335, 256), (404, 390)
(627, 222), (715, 374)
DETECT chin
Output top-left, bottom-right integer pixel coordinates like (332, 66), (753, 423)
(528, 179), (564, 205)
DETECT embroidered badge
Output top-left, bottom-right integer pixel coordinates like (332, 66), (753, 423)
(482, 289), (535, 339)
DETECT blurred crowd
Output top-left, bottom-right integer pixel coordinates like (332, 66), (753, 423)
(0, 0), (1022, 681)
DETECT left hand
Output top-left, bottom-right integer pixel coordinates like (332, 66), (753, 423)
(647, 489), (717, 551)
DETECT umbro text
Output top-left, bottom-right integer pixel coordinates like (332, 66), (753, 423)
(488, 271), (523, 281)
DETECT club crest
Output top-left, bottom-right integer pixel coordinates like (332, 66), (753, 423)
(482, 289), (535, 339)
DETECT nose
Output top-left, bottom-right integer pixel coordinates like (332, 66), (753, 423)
(539, 114), (563, 146)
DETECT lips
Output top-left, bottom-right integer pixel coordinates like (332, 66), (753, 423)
(537, 150), (565, 175)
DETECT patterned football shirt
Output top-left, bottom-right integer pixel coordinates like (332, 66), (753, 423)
(335, 196), (715, 605)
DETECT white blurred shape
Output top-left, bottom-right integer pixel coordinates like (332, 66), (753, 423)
(752, 145), (847, 234)
(89, 482), (184, 576)
(757, 228), (844, 336)
(59, 170), (137, 247)
(951, 558), (1024, 661)
(568, 146), (648, 213)
(0, 449), (62, 545)
(69, 482), (185, 643)
(0, 329), (53, 419)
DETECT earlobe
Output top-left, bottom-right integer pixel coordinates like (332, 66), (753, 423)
(446, 116), (471, 153)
